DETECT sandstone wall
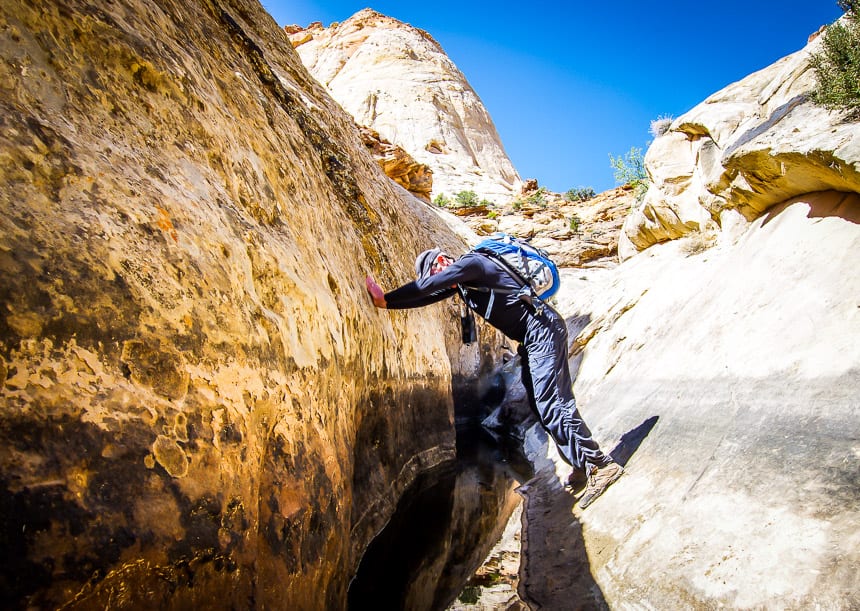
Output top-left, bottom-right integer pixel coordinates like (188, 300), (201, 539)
(552, 190), (860, 607)
(621, 26), (860, 258)
(474, 21), (860, 607)
(0, 0), (499, 608)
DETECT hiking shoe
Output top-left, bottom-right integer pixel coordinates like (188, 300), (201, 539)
(578, 462), (624, 509)
(565, 468), (587, 494)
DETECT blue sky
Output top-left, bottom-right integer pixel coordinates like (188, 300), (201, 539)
(261, 1), (845, 194)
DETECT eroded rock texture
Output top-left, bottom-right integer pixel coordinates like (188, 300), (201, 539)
(289, 9), (522, 203)
(0, 0), (501, 608)
(359, 125), (433, 202)
(621, 26), (860, 258)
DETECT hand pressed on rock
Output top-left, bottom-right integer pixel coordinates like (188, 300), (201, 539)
(365, 276), (387, 308)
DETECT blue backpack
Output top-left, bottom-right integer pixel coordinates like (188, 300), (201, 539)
(471, 233), (561, 301)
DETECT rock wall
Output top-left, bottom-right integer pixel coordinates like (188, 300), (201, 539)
(288, 9), (522, 203)
(0, 0), (501, 608)
(621, 26), (860, 258)
(551, 190), (860, 608)
(506, 21), (860, 606)
(470, 19), (860, 608)
(359, 125), (433, 202)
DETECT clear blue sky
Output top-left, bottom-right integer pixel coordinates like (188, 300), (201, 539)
(261, 1), (845, 194)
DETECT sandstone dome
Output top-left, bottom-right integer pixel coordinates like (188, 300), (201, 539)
(289, 9), (522, 203)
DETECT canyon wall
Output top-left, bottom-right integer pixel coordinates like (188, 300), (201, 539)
(0, 0), (502, 608)
(2, 1), (857, 608)
(518, 23), (860, 608)
(620, 25), (859, 258)
(548, 190), (859, 608)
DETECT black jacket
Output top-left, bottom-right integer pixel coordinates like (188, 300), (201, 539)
(383, 252), (534, 343)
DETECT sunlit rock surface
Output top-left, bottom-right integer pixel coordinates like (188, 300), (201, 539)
(0, 0), (504, 608)
(490, 187), (633, 267)
(621, 26), (860, 258)
(518, 190), (860, 608)
(288, 9), (522, 203)
(359, 125), (433, 202)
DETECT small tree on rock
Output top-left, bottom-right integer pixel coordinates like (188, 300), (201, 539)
(610, 146), (649, 201)
(811, 0), (860, 115)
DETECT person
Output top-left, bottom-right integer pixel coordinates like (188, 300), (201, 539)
(365, 246), (623, 509)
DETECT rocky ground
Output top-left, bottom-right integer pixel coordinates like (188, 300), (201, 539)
(447, 505), (527, 611)
(445, 183), (636, 268)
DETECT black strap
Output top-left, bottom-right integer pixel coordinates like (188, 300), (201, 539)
(474, 248), (535, 289)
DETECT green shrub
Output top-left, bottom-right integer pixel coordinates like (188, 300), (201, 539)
(564, 187), (595, 202)
(454, 190), (479, 207)
(569, 214), (581, 233)
(810, 0), (860, 114)
(433, 193), (450, 207)
(525, 187), (548, 207)
(609, 146), (649, 201)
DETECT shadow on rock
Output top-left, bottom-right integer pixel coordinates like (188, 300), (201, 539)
(609, 415), (659, 467)
(348, 429), (527, 611)
(517, 467), (609, 610)
(518, 417), (659, 610)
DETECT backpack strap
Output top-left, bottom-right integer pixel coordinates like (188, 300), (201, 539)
(459, 284), (495, 319)
(466, 248), (543, 316)
(461, 252), (545, 317)
(474, 246), (533, 287)
(474, 241), (551, 287)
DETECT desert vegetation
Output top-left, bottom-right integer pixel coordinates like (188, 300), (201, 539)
(811, 0), (860, 114)
(609, 146), (649, 201)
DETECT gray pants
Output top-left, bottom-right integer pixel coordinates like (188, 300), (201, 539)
(519, 306), (610, 474)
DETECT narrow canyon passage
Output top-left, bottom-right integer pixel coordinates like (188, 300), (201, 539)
(348, 428), (532, 610)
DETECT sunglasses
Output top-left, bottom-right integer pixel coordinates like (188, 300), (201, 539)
(430, 256), (450, 274)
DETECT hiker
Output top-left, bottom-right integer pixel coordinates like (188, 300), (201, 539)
(365, 246), (623, 508)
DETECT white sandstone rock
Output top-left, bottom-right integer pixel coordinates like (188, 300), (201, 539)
(621, 23), (860, 258)
(290, 9), (522, 203)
